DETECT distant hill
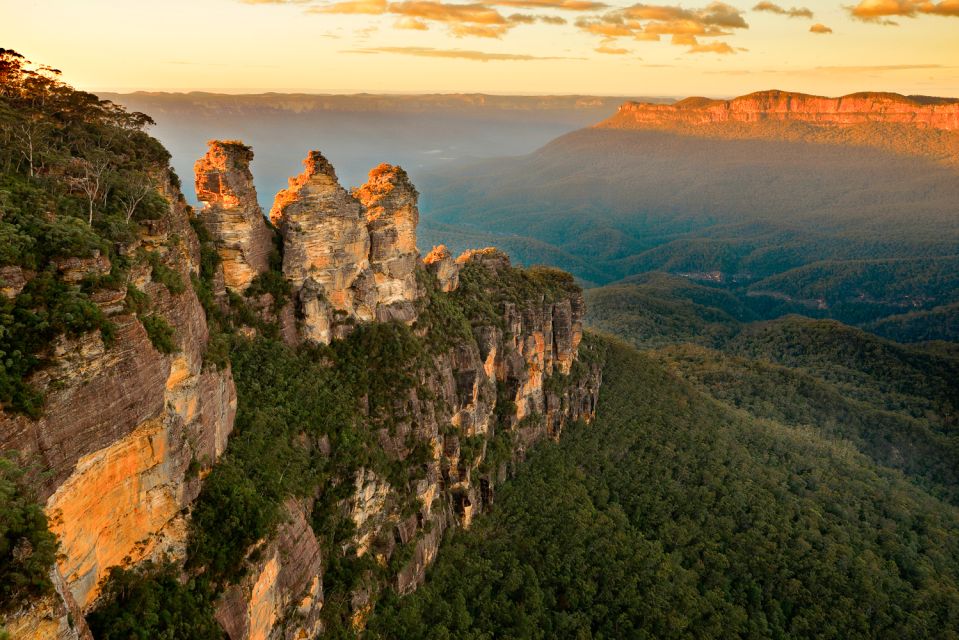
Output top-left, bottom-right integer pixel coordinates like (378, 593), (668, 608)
(102, 92), (668, 208)
(419, 90), (959, 337)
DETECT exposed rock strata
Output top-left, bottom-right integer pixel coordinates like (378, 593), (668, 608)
(269, 151), (376, 342)
(605, 90), (959, 131)
(268, 151), (424, 343)
(1, 175), (237, 633)
(423, 245), (459, 292)
(195, 140), (274, 292)
(354, 164), (420, 322)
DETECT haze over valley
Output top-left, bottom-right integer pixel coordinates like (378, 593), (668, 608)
(3, 0), (959, 637)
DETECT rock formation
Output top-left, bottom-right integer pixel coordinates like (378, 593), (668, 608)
(604, 90), (959, 131)
(354, 164), (420, 323)
(423, 245), (459, 292)
(194, 140), (274, 292)
(1, 135), (601, 640)
(269, 151), (376, 343)
(266, 152), (425, 343)
(1, 176), (236, 637)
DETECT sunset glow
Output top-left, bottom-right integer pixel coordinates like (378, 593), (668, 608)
(4, 0), (957, 96)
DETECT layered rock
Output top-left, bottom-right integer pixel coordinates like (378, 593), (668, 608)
(270, 151), (376, 342)
(195, 140), (274, 292)
(604, 90), (959, 131)
(354, 164), (420, 322)
(268, 151), (426, 343)
(1, 175), (236, 633)
(423, 245), (459, 292)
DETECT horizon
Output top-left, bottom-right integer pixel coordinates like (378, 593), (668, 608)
(5, 0), (959, 97)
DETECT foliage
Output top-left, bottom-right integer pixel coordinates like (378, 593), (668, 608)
(0, 455), (58, 613)
(0, 49), (174, 414)
(0, 269), (115, 416)
(141, 314), (176, 354)
(368, 335), (959, 639)
(86, 561), (223, 640)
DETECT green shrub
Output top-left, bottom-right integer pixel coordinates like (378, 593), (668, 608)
(0, 455), (58, 613)
(141, 315), (176, 354)
(85, 561), (222, 640)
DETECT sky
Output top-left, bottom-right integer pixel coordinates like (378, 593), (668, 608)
(3, 0), (958, 97)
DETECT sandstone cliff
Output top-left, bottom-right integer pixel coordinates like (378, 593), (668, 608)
(598, 90), (959, 167)
(604, 90), (959, 131)
(266, 151), (423, 344)
(2, 131), (600, 640)
(195, 140), (274, 292)
(210, 247), (601, 639)
(1, 174), (237, 637)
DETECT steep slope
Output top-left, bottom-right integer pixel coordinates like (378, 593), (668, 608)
(0, 52), (602, 640)
(366, 336), (959, 638)
(420, 90), (959, 336)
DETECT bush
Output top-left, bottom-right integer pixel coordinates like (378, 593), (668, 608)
(86, 561), (223, 640)
(0, 455), (58, 613)
(141, 315), (176, 354)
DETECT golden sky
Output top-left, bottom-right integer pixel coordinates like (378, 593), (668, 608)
(3, 0), (958, 96)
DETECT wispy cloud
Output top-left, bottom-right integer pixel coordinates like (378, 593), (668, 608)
(849, 0), (959, 23)
(575, 2), (748, 53)
(809, 22), (832, 32)
(752, 1), (813, 18)
(595, 39), (631, 53)
(345, 45), (579, 60)
(488, 0), (607, 9)
(686, 41), (737, 53)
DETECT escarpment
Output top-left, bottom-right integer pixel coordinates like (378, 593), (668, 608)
(1, 132), (601, 640)
(598, 90), (959, 168)
(604, 90), (959, 131)
(1, 173), (236, 637)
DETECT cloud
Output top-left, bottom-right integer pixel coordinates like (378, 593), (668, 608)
(849, 0), (959, 22)
(575, 2), (748, 50)
(686, 41), (736, 53)
(346, 46), (577, 60)
(596, 39), (631, 53)
(489, 0), (607, 9)
(752, 1), (814, 18)
(395, 15), (430, 28)
(309, 0), (388, 13)
(809, 22), (833, 32)
(508, 12), (568, 23)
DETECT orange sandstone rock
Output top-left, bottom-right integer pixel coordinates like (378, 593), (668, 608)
(194, 140), (273, 292)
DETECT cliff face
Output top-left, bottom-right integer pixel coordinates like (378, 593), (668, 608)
(2, 131), (600, 640)
(268, 152), (423, 344)
(604, 90), (959, 131)
(354, 164), (420, 323)
(195, 141), (274, 292)
(1, 178), (236, 636)
(211, 246), (601, 640)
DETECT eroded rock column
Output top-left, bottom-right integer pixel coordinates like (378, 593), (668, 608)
(194, 140), (273, 292)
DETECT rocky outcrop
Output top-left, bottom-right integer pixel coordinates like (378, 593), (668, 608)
(195, 140), (274, 292)
(354, 164), (420, 323)
(269, 151), (376, 342)
(604, 90), (959, 131)
(1, 175), (237, 632)
(423, 245), (459, 292)
(215, 500), (324, 640)
(268, 151), (425, 344)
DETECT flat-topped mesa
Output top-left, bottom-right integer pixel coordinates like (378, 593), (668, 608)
(194, 140), (274, 292)
(423, 245), (459, 292)
(602, 90), (959, 131)
(354, 164), (420, 322)
(269, 151), (377, 343)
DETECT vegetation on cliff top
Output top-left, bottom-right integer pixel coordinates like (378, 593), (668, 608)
(0, 48), (177, 415)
